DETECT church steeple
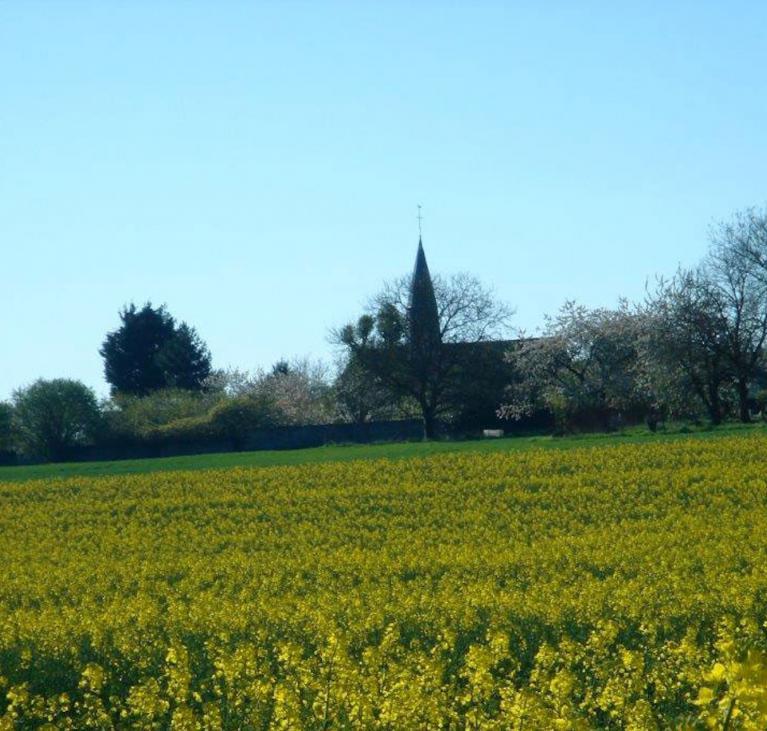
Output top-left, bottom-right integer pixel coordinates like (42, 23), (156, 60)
(408, 225), (442, 358)
(412, 204), (431, 284)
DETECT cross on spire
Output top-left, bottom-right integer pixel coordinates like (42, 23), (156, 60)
(417, 204), (423, 240)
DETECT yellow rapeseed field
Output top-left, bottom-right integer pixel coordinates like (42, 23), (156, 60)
(2, 435), (767, 729)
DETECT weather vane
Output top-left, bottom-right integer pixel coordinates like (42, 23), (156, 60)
(417, 204), (423, 238)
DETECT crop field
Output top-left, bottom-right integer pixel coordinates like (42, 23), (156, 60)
(2, 434), (767, 729)
(0, 422), (760, 484)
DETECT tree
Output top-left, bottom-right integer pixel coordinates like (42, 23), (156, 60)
(643, 270), (731, 425)
(157, 322), (213, 392)
(333, 352), (406, 424)
(12, 379), (101, 461)
(631, 309), (703, 426)
(704, 211), (767, 422)
(336, 243), (513, 438)
(634, 209), (767, 426)
(0, 402), (15, 453)
(719, 206), (767, 281)
(499, 302), (645, 432)
(252, 358), (335, 425)
(100, 303), (174, 395)
(205, 359), (336, 426)
(203, 367), (257, 397)
(271, 359), (291, 376)
(100, 303), (211, 396)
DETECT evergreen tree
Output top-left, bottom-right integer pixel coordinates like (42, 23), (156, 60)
(100, 303), (212, 395)
(158, 322), (212, 391)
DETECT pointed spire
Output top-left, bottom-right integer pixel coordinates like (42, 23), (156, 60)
(409, 233), (442, 357)
(413, 205), (430, 285)
(412, 237), (432, 295)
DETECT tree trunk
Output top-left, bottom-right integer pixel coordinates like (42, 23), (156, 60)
(421, 406), (437, 440)
(737, 377), (751, 423)
(707, 382), (723, 426)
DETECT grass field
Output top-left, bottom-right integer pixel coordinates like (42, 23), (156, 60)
(3, 427), (767, 728)
(0, 421), (763, 483)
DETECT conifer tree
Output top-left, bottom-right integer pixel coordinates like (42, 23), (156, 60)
(100, 303), (212, 395)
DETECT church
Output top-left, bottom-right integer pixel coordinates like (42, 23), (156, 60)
(340, 232), (523, 437)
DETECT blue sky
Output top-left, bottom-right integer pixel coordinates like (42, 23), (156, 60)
(1, 1), (766, 400)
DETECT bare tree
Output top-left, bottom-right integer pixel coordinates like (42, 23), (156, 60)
(716, 206), (767, 279)
(704, 210), (767, 421)
(371, 272), (512, 345)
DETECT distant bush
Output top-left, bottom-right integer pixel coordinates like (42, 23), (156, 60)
(208, 395), (280, 449)
(102, 388), (221, 442)
(134, 395), (280, 451)
(145, 414), (216, 445)
(95, 367), (331, 455)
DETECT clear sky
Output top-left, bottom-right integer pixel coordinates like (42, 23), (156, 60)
(2, 1), (766, 400)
